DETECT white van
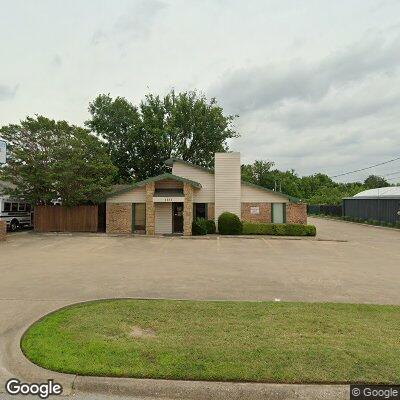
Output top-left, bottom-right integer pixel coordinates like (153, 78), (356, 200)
(0, 196), (33, 231)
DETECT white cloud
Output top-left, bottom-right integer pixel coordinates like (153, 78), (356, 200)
(0, 84), (18, 101)
(92, 0), (167, 46)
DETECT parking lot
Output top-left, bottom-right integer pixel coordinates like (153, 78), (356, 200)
(1, 217), (399, 304)
(1, 216), (400, 387)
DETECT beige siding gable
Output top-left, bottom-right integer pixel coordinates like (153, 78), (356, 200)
(172, 162), (215, 202)
(241, 183), (289, 203)
(107, 186), (146, 203)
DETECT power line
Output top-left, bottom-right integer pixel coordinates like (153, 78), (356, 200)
(384, 170), (400, 177)
(330, 156), (400, 178)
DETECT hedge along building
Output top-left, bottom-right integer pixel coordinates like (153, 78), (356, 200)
(106, 152), (307, 235)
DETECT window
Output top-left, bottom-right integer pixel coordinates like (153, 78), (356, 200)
(26, 204), (31, 212)
(133, 203), (146, 231)
(11, 203), (18, 212)
(194, 203), (207, 219)
(18, 203), (26, 211)
(272, 203), (286, 223)
(3, 202), (11, 212)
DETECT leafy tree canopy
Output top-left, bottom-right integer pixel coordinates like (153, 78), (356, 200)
(364, 174), (389, 189)
(0, 115), (116, 206)
(241, 160), (391, 205)
(86, 90), (238, 182)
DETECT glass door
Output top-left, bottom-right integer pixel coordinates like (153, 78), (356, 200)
(172, 203), (183, 233)
(272, 203), (285, 223)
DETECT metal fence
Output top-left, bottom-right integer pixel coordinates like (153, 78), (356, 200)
(34, 205), (98, 232)
(342, 198), (400, 224)
(307, 204), (342, 217)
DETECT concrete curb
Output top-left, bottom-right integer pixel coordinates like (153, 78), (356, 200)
(2, 300), (350, 400)
(73, 376), (349, 400)
(28, 230), (346, 242)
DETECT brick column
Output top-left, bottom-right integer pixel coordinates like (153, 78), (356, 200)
(146, 182), (155, 235)
(286, 203), (307, 224)
(183, 183), (193, 236)
(0, 220), (6, 241)
(207, 203), (215, 221)
(106, 203), (132, 234)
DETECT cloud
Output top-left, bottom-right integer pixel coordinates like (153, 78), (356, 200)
(211, 33), (400, 114)
(0, 84), (18, 101)
(51, 54), (62, 67)
(92, 0), (167, 46)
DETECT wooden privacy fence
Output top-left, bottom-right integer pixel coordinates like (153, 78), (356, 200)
(34, 205), (98, 232)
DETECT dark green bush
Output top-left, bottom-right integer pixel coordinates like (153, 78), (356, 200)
(192, 218), (207, 235)
(305, 225), (317, 236)
(395, 221), (400, 229)
(273, 224), (287, 236)
(218, 212), (242, 235)
(205, 219), (216, 234)
(285, 224), (308, 236)
(242, 222), (317, 237)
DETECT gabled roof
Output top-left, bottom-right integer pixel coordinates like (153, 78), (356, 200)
(107, 173), (202, 198)
(164, 158), (214, 174)
(164, 157), (300, 203)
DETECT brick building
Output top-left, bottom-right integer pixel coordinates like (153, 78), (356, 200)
(106, 153), (307, 235)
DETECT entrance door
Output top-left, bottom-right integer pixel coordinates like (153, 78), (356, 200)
(173, 202), (183, 233)
(272, 203), (285, 223)
(155, 203), (172, 234)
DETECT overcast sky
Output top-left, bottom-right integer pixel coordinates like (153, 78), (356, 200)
(1, 0), (400, 182)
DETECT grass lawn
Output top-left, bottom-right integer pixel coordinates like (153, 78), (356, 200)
(21, 299), (400, 384)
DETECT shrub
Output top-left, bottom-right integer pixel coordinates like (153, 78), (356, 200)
(242, 222), (316, 237)
(395, 221), (400, 229)
(218, 212), (242, 235)
(205, 219), (216, 234)
(285, 223), (308, 236)
(273, 224), (287, 236)
(192, 218), (207, 235)
(305, 225), (317, 236)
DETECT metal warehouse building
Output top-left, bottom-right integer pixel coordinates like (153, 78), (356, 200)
(343, 187), (400, 225)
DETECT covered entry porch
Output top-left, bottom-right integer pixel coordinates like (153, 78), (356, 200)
(143, 173), (201, 236)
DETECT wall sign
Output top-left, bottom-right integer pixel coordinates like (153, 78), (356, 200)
(250, 206), (260, 215)
(153, 197), (185, 203)
(0, 140), (6, 164)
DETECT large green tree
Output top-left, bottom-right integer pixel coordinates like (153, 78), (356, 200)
(364, 174), (389, 189)
(0, 116), (116, 206)
(241, 159), (373, 204)
(86, 90), (238, 182)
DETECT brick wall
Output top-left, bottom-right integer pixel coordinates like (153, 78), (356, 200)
(208, 203), (215, 220)
(241, 202), (271, 223)
(145, 182), (155, 235)
(0, 220), (6, 241)
(106, 203), (132, 234)
(286, 203), (307, 224)
(183, 183), (193, 236)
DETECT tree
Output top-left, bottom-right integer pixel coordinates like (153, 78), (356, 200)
(0, 115), (116, 206)
(364, 175), (390, 189)
(308, 186), (346, 205)
(241, 161), (303, 198)
(86, 90), (238, 182)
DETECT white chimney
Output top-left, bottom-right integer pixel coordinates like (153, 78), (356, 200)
(214, 152), (241, 223)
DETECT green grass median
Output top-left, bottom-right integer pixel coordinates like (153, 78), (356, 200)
(21, 299), (400, 384)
